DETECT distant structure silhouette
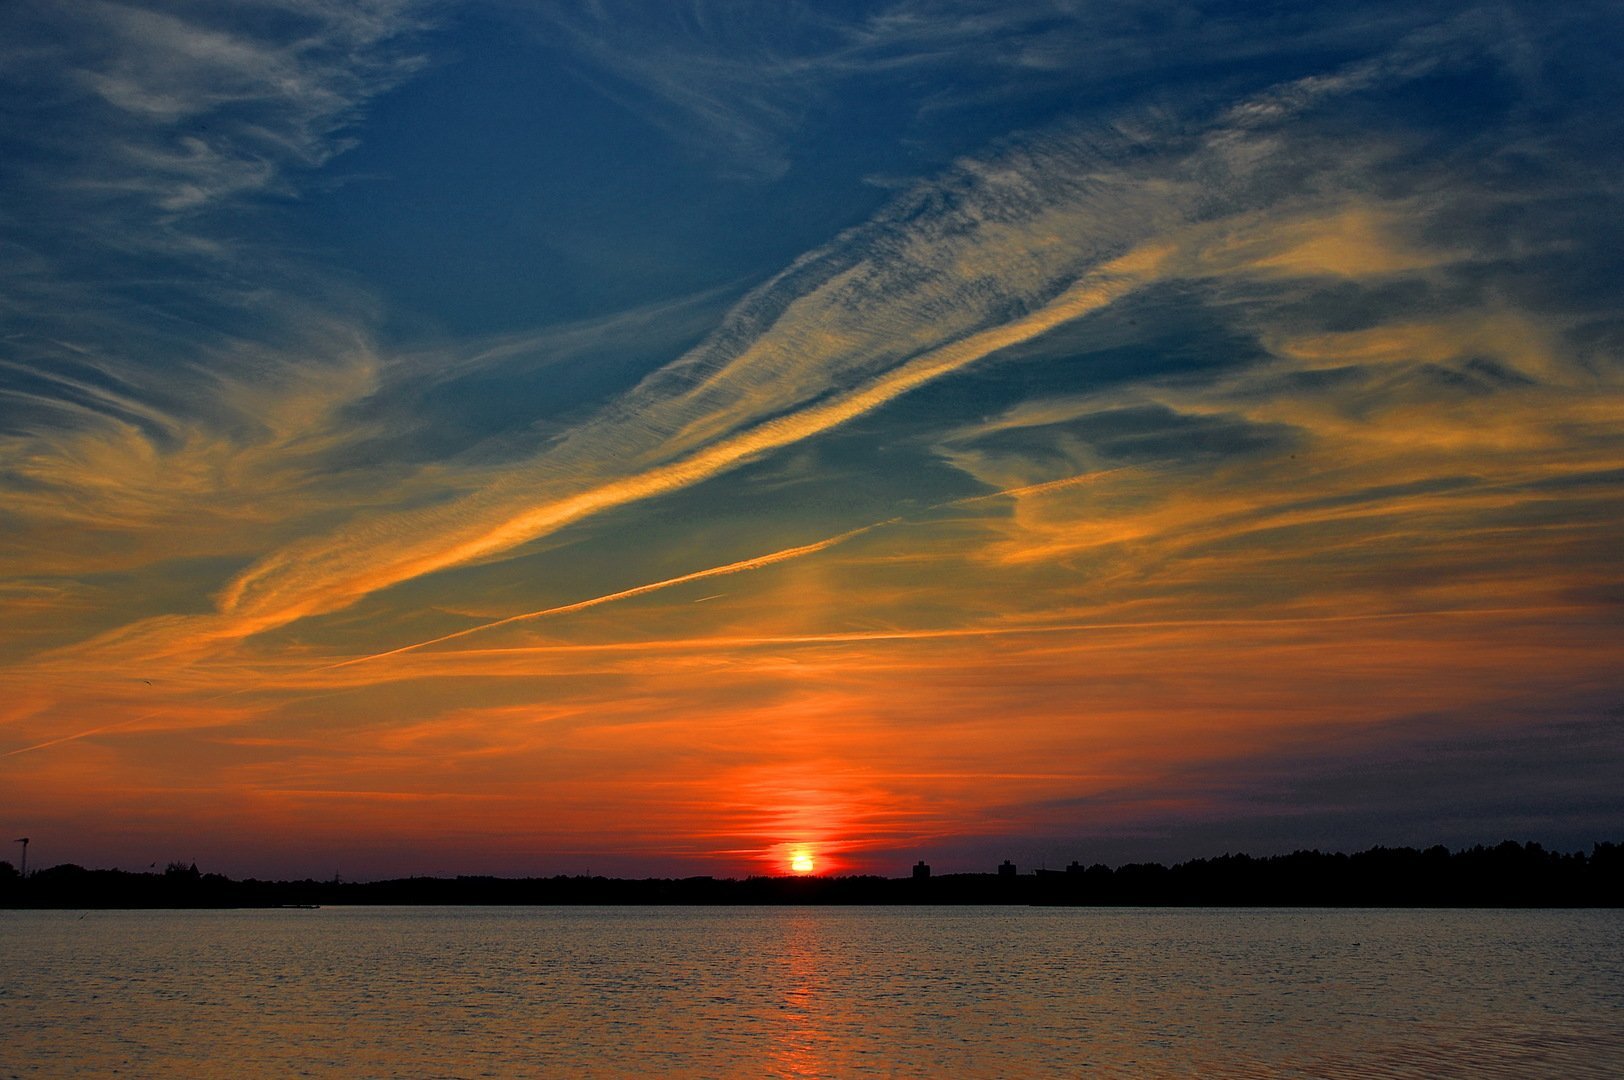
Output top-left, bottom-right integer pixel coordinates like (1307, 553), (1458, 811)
(13, 838), (26, 878)
(2, 839), (1617, 909)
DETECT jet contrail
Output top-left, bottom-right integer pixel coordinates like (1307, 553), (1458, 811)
(318, 464), (1151, 673)
(334, 603), (1597, 660)
(2, 688), (247, 757)
(5, 466), (1142, 755)
(216, 247), (1163, 639)
(950, 464), (1144, 505)
(321, 520), (896, 670)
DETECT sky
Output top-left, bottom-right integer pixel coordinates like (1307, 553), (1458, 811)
(2, 0), (1622, 881)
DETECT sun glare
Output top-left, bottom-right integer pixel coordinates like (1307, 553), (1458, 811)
(790, 850), (815, 874)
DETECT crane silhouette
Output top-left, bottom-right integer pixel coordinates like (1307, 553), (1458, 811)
(13, 837), (27, 878)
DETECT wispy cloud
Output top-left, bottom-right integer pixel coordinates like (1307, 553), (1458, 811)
(0, 1), (436, 581)
(191, 30), (1505, 640)
(324, 521), (889, 669)
(2, 0), (427, 222)
(519, 0), (1456, 180)
(24, 10), (1584, 669)
(5, 2), (1622, 874)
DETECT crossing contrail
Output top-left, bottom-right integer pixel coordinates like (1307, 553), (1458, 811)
(316, 464), (1151, 672)
(5, 466), (1140, 755)
(320, 520), (896, 671)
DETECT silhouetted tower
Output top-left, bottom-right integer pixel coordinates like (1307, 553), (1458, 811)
(913, 860), (930, 879)
(1067, 860), (1084, 874)
(999, 859), (1016, 877)
(13, 837), (27, 878)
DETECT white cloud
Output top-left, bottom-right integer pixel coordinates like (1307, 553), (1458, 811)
(2, 0), (427, 224)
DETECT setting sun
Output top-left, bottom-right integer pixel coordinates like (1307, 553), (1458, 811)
(790, 850), (815, 874)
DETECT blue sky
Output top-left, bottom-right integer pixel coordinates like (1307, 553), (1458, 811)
(3, 0), (1622, 878)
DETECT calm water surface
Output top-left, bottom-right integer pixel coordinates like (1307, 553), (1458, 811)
(1, 906), (1619, 1078)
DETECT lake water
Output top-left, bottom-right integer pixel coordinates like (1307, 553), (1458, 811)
(1, 906), (1620, 1077)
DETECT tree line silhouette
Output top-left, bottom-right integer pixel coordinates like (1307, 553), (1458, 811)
(1, 840), (1619, 908)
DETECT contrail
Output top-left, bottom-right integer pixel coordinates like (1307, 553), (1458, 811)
(334, 603), (1597, 660)
(317, 463), (1149, 673)
(4, 714), (166, 756)
(3, 687), (249, 758)
(316, 461), (1148, 673)
(320, 520), (895, 670)
(216, 246), (1164, 639)
(5, 465), (1141, 754)
(948, 464), (1145, 506)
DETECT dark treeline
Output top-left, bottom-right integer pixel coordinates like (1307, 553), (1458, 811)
(1, 841), (1620, 908)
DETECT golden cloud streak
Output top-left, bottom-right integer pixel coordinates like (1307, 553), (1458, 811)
(323, 521), (891, 670)
(214, 244), (1171, 642)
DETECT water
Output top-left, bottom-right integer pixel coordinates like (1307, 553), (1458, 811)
(1, 906), (1619, 1078)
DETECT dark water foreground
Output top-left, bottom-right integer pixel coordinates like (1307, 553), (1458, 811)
(1, 906), (1619, 1078)
(4, 841), (1621, 909)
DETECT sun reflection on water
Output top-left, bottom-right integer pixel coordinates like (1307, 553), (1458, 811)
(767, 913), (836, 1079)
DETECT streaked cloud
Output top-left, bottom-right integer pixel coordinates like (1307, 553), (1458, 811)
(124, 38), (1501, 653)
(3, 0), (1621, 877)
(1, 0), (426, 220)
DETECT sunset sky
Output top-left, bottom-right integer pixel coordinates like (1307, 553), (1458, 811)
(3, 0), (1621, 880)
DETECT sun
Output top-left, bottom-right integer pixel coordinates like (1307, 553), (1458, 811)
(790, 849), (815, 874)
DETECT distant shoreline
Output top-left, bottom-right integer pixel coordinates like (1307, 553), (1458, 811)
(3, 840), (1619, 909)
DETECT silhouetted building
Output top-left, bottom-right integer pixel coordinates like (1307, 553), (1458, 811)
(1067, 861), (1084, 874)
(913, 860), (930, 879)
(999, 860), (1017, 877)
